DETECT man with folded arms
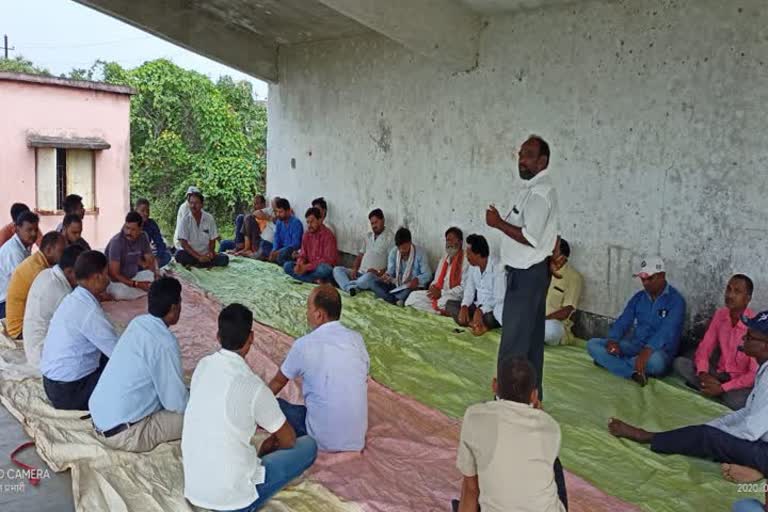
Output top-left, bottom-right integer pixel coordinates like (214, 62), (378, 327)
(89, 277), (188, 452)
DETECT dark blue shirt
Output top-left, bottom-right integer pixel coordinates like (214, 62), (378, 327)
(143, 218), (168, 255)
(273, 216), (304, 252)
(608, 284), (686, 358)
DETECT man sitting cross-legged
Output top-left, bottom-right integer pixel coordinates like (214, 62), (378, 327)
(268, 198), (304, 266)
(175, 191), (229, 268)
(89, 277), (188, 452)
(332, 208), (393, 296)
(674, 274), (756, 410)
(105, 211), (158, 301)
(269, 286), (369, 452)
(544, 239), (583, 346)
(609, 310), (768, 485)
(370, 227), (432, 305)
(134, 198), (172, 268)
(444, 234), (505, 336)
(284, 207), (338, 284)
(406, 227), (468, 314)
(4, 231), (65, 340)
(23, 245), (84, 368)
(587, 257), (685, 386)
(183, 303), (318, 512)
(453, 356), (567, 512)
(40, 251), (118, 410)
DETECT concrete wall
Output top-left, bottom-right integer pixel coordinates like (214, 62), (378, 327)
(0, 80), (131, 249)
(267, 0), (768, 338)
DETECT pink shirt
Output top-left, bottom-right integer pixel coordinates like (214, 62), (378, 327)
(298, 225), (338, 271)
(694, 306), (758, 392)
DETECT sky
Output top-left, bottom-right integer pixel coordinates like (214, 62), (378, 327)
(1, 0), (269, 98)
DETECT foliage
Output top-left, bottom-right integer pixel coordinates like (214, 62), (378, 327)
(0, 55), (52, 76)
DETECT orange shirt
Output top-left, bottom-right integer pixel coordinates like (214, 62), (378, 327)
(4, 251), (50, 338)
(0, 222), (44, 248)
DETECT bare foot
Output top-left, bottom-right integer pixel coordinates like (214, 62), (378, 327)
(722, 463), (765, 483)
(608, 418), (653, 443)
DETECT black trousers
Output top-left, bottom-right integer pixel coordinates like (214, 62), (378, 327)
(175, 250), (229, 268)
(443, 300), (501, 329)
(499, 260), (551, 399)
(652, 425), (768, 476)
(43, 355), (108, 411)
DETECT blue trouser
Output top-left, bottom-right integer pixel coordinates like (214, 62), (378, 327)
(220, 214), (246, 252)
(258, 240), (273, 258)
(652, 425), (768, 476)
(277, 398), (308, 438)
(222, 436), (318, 512)
(284, 262), (333, 283)
(155, 250), (172, 268)
(587, 338), (670, 379)
(0, 301), (5, 319)
(732, 500), (765, 512)
(332, 267), (378, 292)
(273, 246), (297, 266)
(369, 280), (414, 304)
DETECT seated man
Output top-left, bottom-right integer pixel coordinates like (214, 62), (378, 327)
(175, 191), (229, 268)
(0, 211), (40, 319)
(333, 208), (393, 296)
(56, 194), (86, 230)
(674, 274), (756, 410)
(311, 197), (335, 235)
(173, 186), (200, 248)
(23, 245), (84, 368)
(444, 234), (504, 336)
(254, 196), (278, 259)
(61, 213), (92, 251)
(587, 257), (685, 386)
(268, 198), (304, 266)
(89, 277), (188, 452)
(609, 310), (768, 484)
(134, 198), (172, 268)
(4, 231), (65, 339)
(284, 207), (338, 284)
(40, 251), (119, 410)
(228, 195), (266, 258)
(544, 239), (583, 346)
(454, 356), (567, 512)
(406, 227), (468, 314)
(106, 212), (158, 301)
(183, 303), (318, 511)
(0, 203), (42, 248)
(370, 227), (432, 305)
(269, 286), (369, 452)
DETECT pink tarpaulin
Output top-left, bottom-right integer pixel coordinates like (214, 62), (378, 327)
(104, 283), (639, 512)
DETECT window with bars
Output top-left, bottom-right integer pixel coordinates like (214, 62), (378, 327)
(36, 148), (95, 213)
(55, 148), (67, 211)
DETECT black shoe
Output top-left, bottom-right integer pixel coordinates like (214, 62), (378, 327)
(349, 288), (358, 297)
(631, 372), (648, 387)
(450, 499), (460, 512)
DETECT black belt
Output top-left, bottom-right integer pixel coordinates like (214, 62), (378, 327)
(95, 421), (137, 438)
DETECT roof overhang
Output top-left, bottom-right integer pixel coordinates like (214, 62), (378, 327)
(27, 134), (111, 150)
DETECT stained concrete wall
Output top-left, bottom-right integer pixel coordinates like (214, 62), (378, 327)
(267, 0), (768, 339)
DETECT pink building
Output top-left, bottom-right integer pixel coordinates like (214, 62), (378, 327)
(0, 72), (134, 249)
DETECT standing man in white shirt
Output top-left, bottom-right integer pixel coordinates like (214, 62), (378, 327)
(269, 286), (370, 452)
(173, 186), (200, 248)
(23, 245), (85, 369)
(332, 208), (394, 296)
(182, 303), (317, 511)
(0, 211), (39, 319)
(175, 191), (229, 268)
(609, 310), (768, 484)
(485, 135), (560, 400)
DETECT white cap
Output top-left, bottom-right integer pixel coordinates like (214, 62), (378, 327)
(634, 257), (665, 278)
(186, 186), (201, 195)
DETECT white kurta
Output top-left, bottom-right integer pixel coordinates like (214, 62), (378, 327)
(405, 254), (469, 314)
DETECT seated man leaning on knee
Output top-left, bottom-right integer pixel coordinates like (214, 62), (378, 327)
(544, 239), (583, 346)
(175, 191), (229, 268)
(333, 208), (393, 296)
(587, 257), (685, 386)
(269, 286), (369, 452)
(105, 211), (158, 301)
(89, 277), (188, 452)
(609, 310), (768, 485)
(283, 207), (338, 284)
(674, 274), (757, 410)
(370, 227), (432, 305)
(40, 251), (118, 410)
(183, 303), (317, 512)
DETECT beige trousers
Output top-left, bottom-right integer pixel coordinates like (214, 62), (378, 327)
(96, 410), (183, 452)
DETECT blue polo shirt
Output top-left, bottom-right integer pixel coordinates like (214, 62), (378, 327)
(608, 284), (686, 358)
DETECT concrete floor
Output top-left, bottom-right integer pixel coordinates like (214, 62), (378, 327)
(0, 404), (73, 512)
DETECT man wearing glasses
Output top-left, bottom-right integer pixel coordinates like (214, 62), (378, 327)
(586, 257), (686, 386)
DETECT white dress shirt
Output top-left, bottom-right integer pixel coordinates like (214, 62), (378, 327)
(461, 257), (506, 325)
(0, 234), (32, 303)
(183, 349), (287, 510)
(22, 265), (73, 367)
(708, 361), (768, 442)
(359, 228), (395, 272)
(499, 170), (560, 270)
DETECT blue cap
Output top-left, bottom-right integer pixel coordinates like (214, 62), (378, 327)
(742, 311), (768, 336)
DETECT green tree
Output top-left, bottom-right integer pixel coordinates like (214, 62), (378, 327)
(0, 55), (51, 76)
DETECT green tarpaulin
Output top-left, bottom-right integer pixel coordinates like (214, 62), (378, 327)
(175, 258), (760, 512)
